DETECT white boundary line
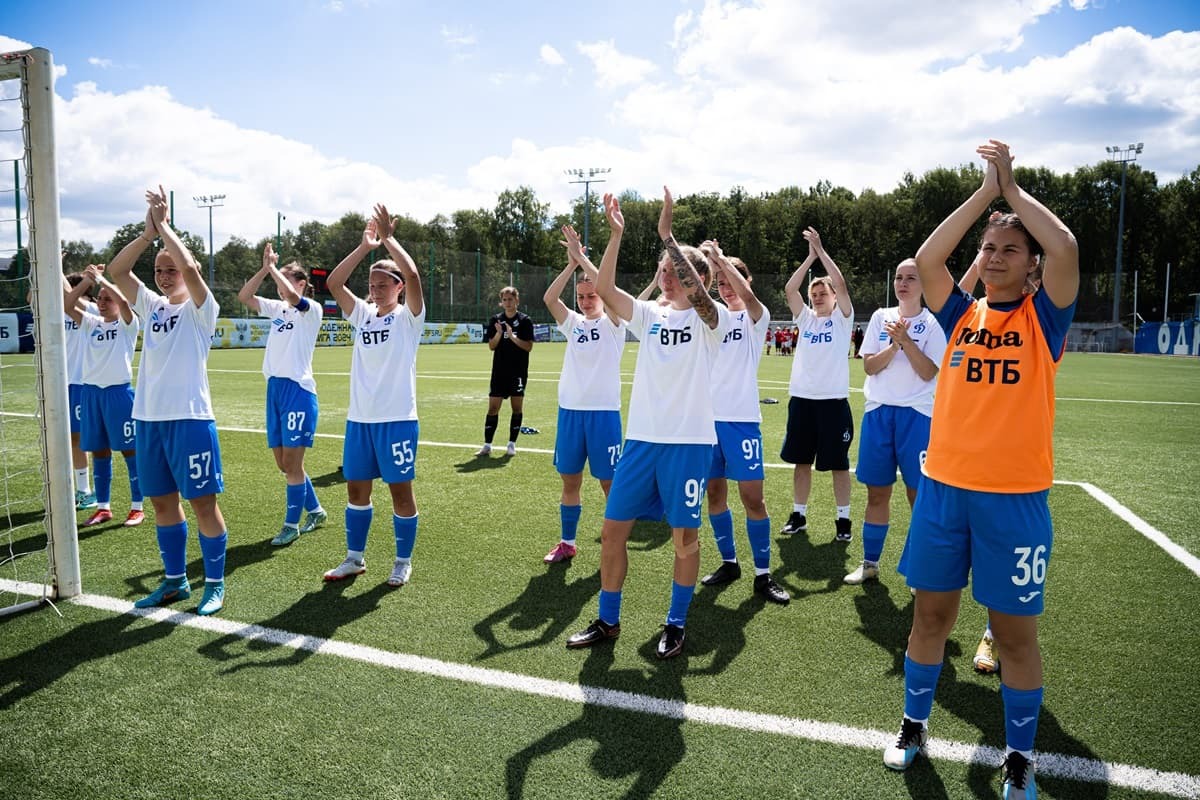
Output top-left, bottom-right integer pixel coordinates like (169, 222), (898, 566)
(1056, 480), (1200, 578)
(0, 583), (1189, 799)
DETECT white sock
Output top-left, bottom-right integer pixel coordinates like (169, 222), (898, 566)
(793, 503), (807, 515)
(347, 550), (365, 562)
(131, 501), (144, 511)
(837, 505), (851, 519)
(74, 468), (90, 493)
(98, 502), (111, 511)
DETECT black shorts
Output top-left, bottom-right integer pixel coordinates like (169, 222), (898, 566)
(780, 396), (854, 471)
(489, 370), (527, 398)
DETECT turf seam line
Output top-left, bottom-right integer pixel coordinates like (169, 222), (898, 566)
(35, 588), (1200, 799)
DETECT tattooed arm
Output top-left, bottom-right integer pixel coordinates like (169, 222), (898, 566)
(658, 185), (720, 330)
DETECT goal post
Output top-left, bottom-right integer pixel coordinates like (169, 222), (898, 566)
(0, 46), (79, 614)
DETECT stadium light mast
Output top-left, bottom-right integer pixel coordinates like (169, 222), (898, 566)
(1105, 143), (1143, 325)
(193, 193), (226, 286)
(565, 167), (611, 255)
(276, 211), (286, 255)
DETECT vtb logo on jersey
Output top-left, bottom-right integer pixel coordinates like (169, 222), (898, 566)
(949, 326), (1023, 384)
(647, 322), (692, 346)
(272, 317), (294, 333)
(149, 309), (179, 334)
(92, 328), (118, 342)
(804, 329), (833, 345)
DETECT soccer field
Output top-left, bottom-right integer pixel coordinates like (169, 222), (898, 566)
(1, 344), (1198, 799)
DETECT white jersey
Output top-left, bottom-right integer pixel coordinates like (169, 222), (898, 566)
(346, 297), (424, 423)
(65, 301), (98, 384)
(132, 285), (219, 421)
(625, 299), (731, 444)
(557, 311), (626, 411)
(79, 311), (139, 388)
(256, 296), (323, 395)
(860, 306), (946, 417)
(788, 304), (853, 399)
(712, 306), (771, 422)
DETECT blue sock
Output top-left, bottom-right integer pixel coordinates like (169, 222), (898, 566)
(198, 530), (228, 582)
(746, 516), (772, 571)
(393, 514), (418, 559)
(903, 653), (943, 721)
(285, 483), (305, 527)
(709, 509), (736, 561)
(124, 454), (142, 503)
(863, 522), (889, 563)
(156, 521), (188, 578)
(303, 474), (321, 512)
(665, 581), (696, 627)
(345, 504), (372, 554)
(598, 589), (622, 626)
(560, 504), (582, 543)
(93, 456), (112, 506)
(1001, 684), (1043, 754)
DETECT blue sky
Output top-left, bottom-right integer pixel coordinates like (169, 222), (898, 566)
(2, 0), (1198, 251)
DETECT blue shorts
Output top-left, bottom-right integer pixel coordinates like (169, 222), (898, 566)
(266, 377), (319, 449)
(709, 421), (766, 482)
(898, 476), (1053, 616)
(69, 383), (83, 435)
(554, 408), (623, 480)
(136, 419), (224, 500)
(80, 383), (135, 452)
(855, 405), (931, 488)
(343, 420), (419, 484)
(605, 440), (711, 528)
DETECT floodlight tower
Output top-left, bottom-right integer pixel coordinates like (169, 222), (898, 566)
(565, 167), (611, 255)
(1105, 143), (1143, 325)
(193, 193), (226, 286)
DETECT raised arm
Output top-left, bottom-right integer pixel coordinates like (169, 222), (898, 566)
(704, 240), (764, 322)
(958, 249), (983, 295)
(544, 226), (580, 326)
(374, 203), (423, 317)
(327, 220), (378, 317)
(147, 186), (209, 308)
(97, 269), (135, 325)
(784, 249), (818, 319)
(636, 274), (659, 302)
(62, 270), (92, 324)
(983, 139), (1078, 308)
(237, 243), (277, 313)
(915, 161), (999, 313)
(595, 193), (635, 323)
(658, 186), (720, 330)
(106, 207), (156, 301)
(804, 228), (853, 317)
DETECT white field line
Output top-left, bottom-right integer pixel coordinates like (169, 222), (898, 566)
(1056, 480), (1200, 578)
(0, 584), (1187, 799)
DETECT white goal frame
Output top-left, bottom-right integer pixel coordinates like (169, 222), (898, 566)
(0, 46), (79, 615)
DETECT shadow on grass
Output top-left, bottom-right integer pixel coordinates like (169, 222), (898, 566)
(773, 528), (851, 600)
(197, 579), (391, 674)
(473, 563), (601, 660)
(454, 454), (516, 473)
(853, 584), (1109, 799)
(309, 468), (344, 490)
(680, 582), (757, 676)
(122, 537), (281, 600)
(0, 611), (176, 710)
(505, 640), (686, 800)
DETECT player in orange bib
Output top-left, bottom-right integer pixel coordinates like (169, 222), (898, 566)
(881, 141), (1078, 800)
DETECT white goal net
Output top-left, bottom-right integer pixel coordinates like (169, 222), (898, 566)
(0, 47), (79, 616)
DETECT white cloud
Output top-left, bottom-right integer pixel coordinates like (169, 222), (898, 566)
(88, 57), (113, 68)
(325, 1), (344, 12)
(540, 44), (566, 67)
(576, 39), (657, 89)
(50, 81), (489, 250)
(440, 25), (477, 48)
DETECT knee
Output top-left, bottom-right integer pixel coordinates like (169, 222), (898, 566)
(673, 530), (700, 559)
